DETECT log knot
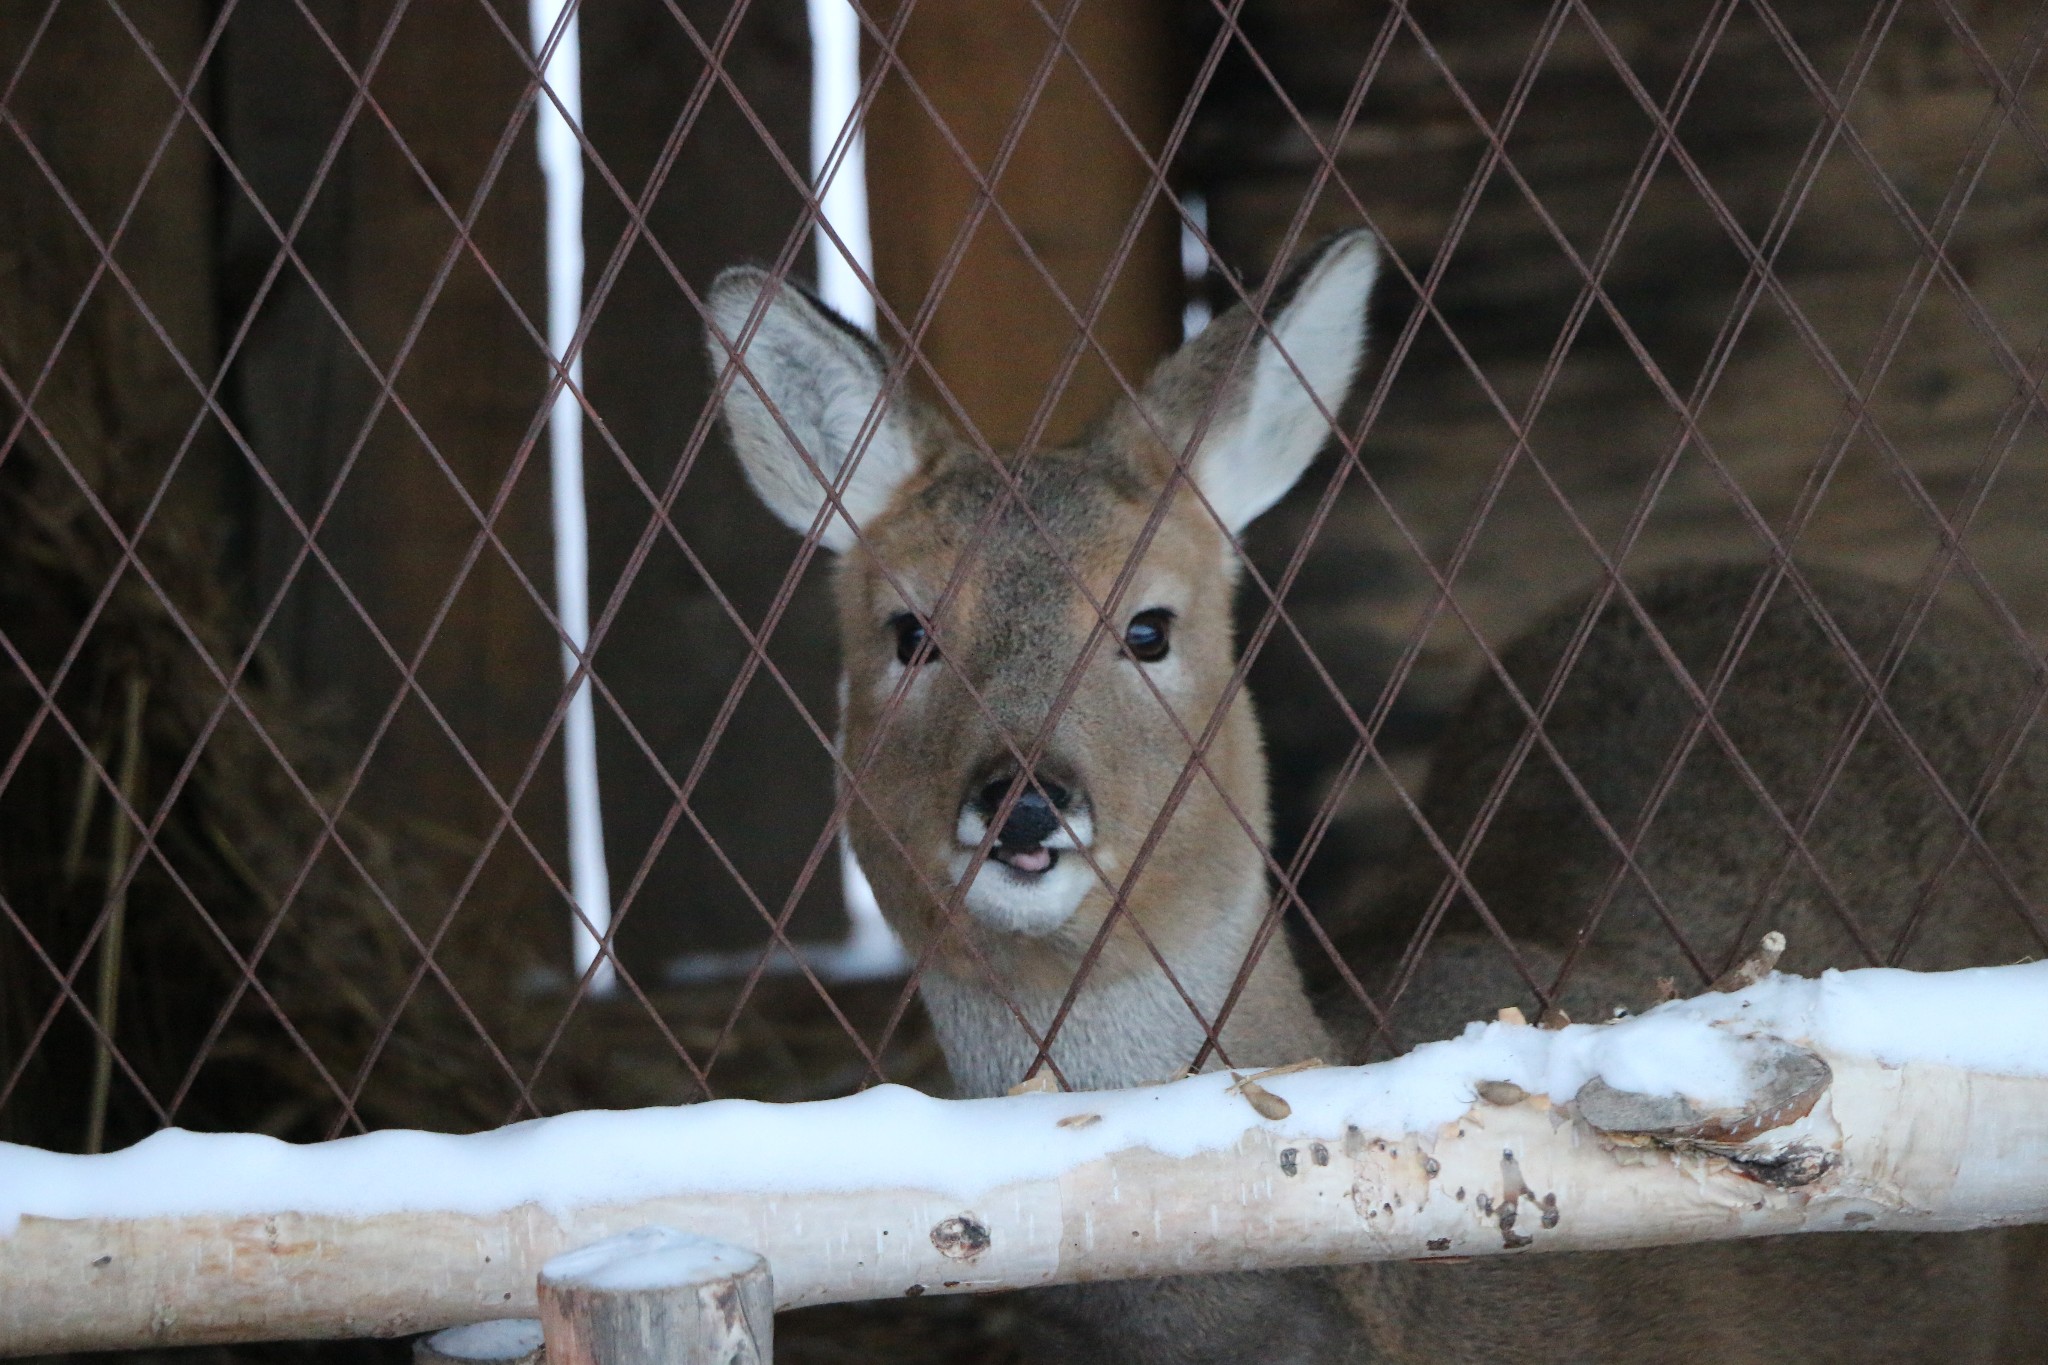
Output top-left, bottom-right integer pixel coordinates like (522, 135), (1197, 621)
(930, 1215), (990, 1261)
(1572, 1038), (1831, 1146)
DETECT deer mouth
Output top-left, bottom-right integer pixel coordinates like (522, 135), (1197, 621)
(949, 801), (1097, 935)
(992, 843), (1058, 877)
(956, 801), (1090, 878)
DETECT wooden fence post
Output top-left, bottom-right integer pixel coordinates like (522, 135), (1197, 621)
(538, 1226), (773, 1365)
(415, 1319), (546, 1365)
(862, 0), (1180, 449)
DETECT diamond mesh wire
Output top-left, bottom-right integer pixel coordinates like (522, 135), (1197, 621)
(1, 0), (2043, 1170)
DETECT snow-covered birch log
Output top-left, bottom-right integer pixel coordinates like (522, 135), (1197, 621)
(4, 961), (2045, 1355)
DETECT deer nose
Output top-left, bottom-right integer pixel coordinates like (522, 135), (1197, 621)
(975, 776), (1070, 848)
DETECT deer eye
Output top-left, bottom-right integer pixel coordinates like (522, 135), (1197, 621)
(891, 613), (937, 666)
(1125, 608), (1173, 663)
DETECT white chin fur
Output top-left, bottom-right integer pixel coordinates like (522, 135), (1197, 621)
(948, 805), (1100, 936)
(946, 850), (1096, 936)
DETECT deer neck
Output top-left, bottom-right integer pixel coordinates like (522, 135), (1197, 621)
(917, 883), (1333, 1099)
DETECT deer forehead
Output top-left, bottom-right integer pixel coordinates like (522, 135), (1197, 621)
(844, 452), (1228, 630)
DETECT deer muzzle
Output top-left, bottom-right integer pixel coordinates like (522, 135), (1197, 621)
(948, 770), (1099, 936)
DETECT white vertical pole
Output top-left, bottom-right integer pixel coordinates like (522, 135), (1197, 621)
(806, 0), (875, 332)
(529, 0), (616, 996)
(808, 0), (905, 975)
(1179, 191), (1213, 340)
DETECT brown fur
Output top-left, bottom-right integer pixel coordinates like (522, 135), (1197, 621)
(835, 451), (1308, 1046)
(1314, 563), (2046, 1363)
(707, 238), (2042, 1361)
(705, 235), (1377, 1102)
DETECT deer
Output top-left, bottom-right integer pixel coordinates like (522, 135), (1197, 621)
(703, 231), (2043, 1362)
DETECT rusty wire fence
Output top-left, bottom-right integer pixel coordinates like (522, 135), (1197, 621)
(2, 0), (2047, 1311)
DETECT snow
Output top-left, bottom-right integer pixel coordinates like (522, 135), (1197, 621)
(544, 1225), (760, 1291)
(424, 1319), (543, 1360)
(1751, 961), (2048, 1077)
(3, 960), (2042, 1236)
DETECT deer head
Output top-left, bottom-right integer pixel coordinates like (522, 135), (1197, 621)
(704, 233), (1378, 996)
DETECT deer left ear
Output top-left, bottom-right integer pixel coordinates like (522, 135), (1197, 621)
(1124, 231), (1379, 535)
(704, 267), (925, 553)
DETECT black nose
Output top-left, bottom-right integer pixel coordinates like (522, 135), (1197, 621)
(976, 776), (1069, 848)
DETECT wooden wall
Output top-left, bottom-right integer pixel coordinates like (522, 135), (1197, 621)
(1175, 0), (2048, 916)
(218, 0), (830, 973)
(864, 0), (1180, 448)
(4, 0), (833, 1003)
(217, 0), (566, 990)
(576, 0), (841, 963)
(11, 0), (2039, 1000)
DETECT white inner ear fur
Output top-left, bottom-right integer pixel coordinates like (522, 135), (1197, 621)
(1195, 232), (1379, 534)
(705, 268), (919, 553)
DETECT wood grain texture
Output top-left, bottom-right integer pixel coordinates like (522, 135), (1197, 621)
(1176, 0), (2048, 925)
(864, 0), (1180, 448)
(217, 0), (566, 976)
(539, 1228), (771, 1365)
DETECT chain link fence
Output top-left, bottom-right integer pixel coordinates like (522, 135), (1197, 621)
(2, 0), (2045, 1359)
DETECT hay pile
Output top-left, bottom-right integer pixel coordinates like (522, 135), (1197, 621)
(0, 297), (506, 1151)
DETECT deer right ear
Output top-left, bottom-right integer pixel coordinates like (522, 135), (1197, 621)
(1123, 230), (1379, 536)
(704, 268), (920, 553)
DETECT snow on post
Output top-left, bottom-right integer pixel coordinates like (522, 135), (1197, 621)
(415, 1318), (545, 1365)
(539, 1226), (771, 1365)
(1, 961), (2045, 1354)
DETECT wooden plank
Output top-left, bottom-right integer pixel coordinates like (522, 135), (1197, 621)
(540, 1227), (772, 1365)
(5, 1034), (2047, 1350)
(863, 0), (1180, 448)
(577, 0), (846, 963)
(218, 0), (568, 986)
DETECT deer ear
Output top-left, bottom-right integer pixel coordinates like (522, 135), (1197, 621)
(704, 268), (922, 553)
(1129, 230), (1379, 535)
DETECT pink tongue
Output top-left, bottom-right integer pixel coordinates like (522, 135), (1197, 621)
(1004, 847), (1053, 874)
